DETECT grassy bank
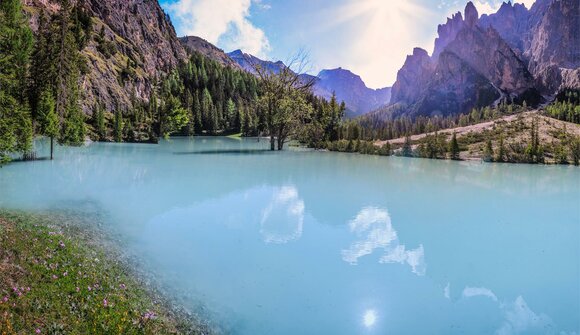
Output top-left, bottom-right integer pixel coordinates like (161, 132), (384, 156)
(0, 211), (208, 334)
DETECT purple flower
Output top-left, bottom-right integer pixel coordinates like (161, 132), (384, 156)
(119, 284), (126, 290)
(88, 286), (92, 291)
(76, 287), (80, 292)
(36, 329), (41, 334)
(63, 271), (68, 277)
(143, 311), (157, 320)
(103, 299), (108, 307)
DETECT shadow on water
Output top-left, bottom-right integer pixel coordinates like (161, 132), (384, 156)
(173, 149), (274, 155)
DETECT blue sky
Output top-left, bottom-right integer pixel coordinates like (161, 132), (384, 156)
(160, 0), (535, 89)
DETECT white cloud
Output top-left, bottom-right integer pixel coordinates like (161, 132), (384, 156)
(167, 0), (270, 57)
(342, 207), (426, 275)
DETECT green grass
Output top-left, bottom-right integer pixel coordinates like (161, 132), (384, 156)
(0, 211), (207, 334)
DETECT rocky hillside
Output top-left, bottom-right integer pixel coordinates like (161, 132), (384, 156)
(24, 0), (187, 113)
(179, 36), (241, 69)
(389, 0), (579, 118)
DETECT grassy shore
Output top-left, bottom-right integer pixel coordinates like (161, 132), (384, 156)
(0, 211), (209, 335)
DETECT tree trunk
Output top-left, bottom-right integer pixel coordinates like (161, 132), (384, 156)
(277, 136), (284, 151)
(270, 135), (275, 151)
(50, 136), (54, 160)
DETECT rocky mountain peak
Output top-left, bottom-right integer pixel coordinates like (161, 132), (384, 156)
(179, 36), (240, 69)
(391, 48), (434, 104)
(433, 11), (464, 60)
(464, 1), (479, 27)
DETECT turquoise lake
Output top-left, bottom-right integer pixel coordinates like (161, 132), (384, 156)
(0, 137), (579, 334)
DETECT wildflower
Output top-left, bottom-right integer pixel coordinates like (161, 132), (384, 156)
(59, 241), (65, 248)
(2, 296), (8, 302)
(76, 287), (80, 292)
(103, 299), (108, 307)
(36, 329), (41, 334)
(52, 275), (58, 280)
(119, 284), (126, 290)
(88, 286), (92, 291)
(143, 311), (157, 320)
(63, 271), (68, 277)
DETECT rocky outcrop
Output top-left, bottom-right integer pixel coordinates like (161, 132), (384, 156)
(445, 24), (537, 98)
(24, 0), (188, 113)
(390, 48), (434, 104)
(433, 12), (464, 61)
(414, 51), (500, 117)
(525, 0), (580, 92)
(389, 1), (560, 117)
(179, 36), (241, 69)
(479, 2), (530, 54)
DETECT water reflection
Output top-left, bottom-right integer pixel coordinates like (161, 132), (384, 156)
(260, 186), (305, 244)
(460, 286), (556, 335)
(342, 207), (426, 275)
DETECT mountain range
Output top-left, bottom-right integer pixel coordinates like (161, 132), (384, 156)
(387, 0), (579, 118)
(227, 49), (392, 117)
(23, 0), (579, 119)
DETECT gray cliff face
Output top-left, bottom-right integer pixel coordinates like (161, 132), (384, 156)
(525, 0), (580, 92)
(389, 0), (578, 118)
(390, 48), (434, 105)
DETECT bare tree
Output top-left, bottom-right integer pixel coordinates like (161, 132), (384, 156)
(248, 50), (316, 150)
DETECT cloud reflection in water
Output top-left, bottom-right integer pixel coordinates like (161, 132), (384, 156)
(342, 207), (426, 275)
(260, 186), (305, 244)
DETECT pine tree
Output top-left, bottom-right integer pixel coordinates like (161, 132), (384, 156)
(496, 135), (506, 163)
(0, 0), (34, 162)
(114, 109), (123, 142)
(37, 90), (58, 159)
(94, 104), (106, 141)
(449, 132), (460, 160)
(402, 134), (413, 157)
(483, 138), (494, 162)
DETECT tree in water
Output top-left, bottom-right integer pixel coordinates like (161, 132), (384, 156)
(252, 51), (316, 150)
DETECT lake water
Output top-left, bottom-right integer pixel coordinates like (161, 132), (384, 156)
(1, 137), (579, 334)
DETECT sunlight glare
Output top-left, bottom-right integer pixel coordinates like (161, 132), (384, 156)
(363, 309), (377, 328)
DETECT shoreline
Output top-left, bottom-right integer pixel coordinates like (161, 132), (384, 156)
(0, 210), (215, 334)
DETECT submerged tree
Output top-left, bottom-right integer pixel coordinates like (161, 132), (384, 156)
(252, 51), (316, 150)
